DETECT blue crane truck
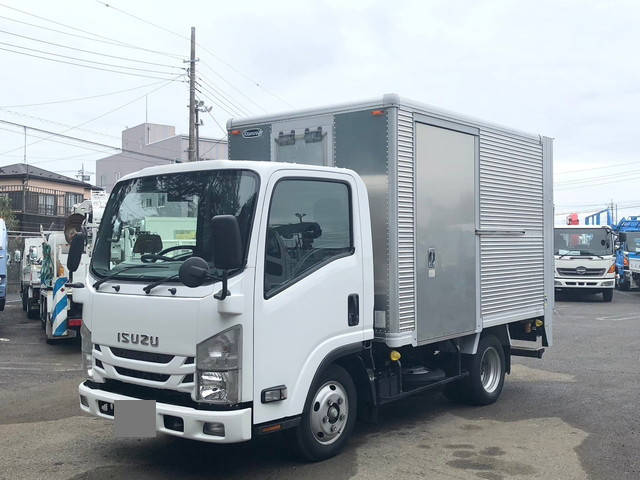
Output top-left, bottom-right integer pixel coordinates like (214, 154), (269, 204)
(615, 217), (640, 290)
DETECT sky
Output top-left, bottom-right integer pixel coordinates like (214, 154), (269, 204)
(0, 0), (638, 225)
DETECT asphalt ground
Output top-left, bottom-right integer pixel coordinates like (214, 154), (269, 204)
(0, 289), (638, 480)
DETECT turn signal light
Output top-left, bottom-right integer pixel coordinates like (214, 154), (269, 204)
(608, 263), (616, 274)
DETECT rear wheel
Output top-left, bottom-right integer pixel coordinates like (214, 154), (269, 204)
(22, 289), (28, 311)
(602, 289), (613, 302)
(444, 334), (506, 406)
(291, 364), (357, 461)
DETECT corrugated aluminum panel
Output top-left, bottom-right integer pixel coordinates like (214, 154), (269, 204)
(396, 108), (415, 332)
(479, 129), (544, 321)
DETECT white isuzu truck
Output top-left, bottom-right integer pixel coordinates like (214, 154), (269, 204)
(554, 225), (616, 301)
(75, 95), (553, 461)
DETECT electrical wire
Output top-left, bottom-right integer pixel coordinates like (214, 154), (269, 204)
(197, 76), (253, 116)
(199, 61), (267, 114)
(0, 121), (178, 164)
(0, 76), (182, 155)
(95, 0), (293, 107)
(0, 4), (183, 59)
(0, 40), (181, 75)
(0, 45), (184, 80)
(196, 81), (249, 117)
(0, 28), (184, 69)
(0, 80), (168, 108)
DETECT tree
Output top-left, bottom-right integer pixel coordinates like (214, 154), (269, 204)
(0, 196), (16, 230)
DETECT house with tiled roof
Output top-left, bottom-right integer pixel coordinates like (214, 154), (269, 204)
(0, 163), (101, 232)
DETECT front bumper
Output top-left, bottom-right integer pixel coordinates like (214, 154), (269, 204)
(554, 277), (615, 289)
(78, 381), (252, 443)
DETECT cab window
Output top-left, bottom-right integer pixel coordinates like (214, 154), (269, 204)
(264, 179), (353, 297)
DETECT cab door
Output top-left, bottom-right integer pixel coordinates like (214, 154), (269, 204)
(253, 169), (365, 424)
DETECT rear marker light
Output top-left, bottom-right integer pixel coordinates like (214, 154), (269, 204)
(261, 424), (282, 434)
(371, 109), (384, 116)
(230, 130), (241, 135)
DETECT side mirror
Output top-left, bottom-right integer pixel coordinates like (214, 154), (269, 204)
(618, 232), (627, 243)
(179, 257), (210, 288)
(211, 215), (243, 271)
(14, 250), (21, 264)
(67, 233), (86, 273)
(211, 215), (243, 300)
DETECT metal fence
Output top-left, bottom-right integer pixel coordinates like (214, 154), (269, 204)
(0, 185), (84, 218)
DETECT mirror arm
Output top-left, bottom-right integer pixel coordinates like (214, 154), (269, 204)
(213, 270), (230, 301)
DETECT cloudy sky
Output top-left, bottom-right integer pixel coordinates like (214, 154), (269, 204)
(0, 0), (638, 224)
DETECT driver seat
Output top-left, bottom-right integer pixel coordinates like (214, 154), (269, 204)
(133, 233), (163, 255)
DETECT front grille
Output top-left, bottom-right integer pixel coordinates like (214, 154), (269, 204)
(557, 268), (606, 277)
(181, 373), (194, 384)
(109, 347), (174, 364)
(114, 366), (170, 382)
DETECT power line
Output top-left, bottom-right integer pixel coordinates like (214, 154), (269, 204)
(0, 40), (180, 75)
(0, 76), (182, 155)
(95, 0), (293, 108)
(0, 120), (179, 164)
(0, 45), (184, 80)
(196, 80), (249, 117)
(199, 61), (268, 114)
(0, 28), (184, 69)
(0, 79), (167, 108)
(197, 76), (253, 116)
(0, 4), (183, 59)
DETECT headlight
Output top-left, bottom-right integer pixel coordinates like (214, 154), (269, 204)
(196, 325), (242, 404)
(81, 323), (93, 379)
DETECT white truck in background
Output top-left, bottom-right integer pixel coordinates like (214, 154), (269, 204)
(74, 96), (553, 460)
(554, 225), (616, 301)
(20, 237), (44, 319)
(40, 192), (106, 343)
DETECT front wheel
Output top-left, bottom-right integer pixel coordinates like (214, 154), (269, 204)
(602, 289), (613, 302)
(291, 364), (357, 461)
(445, 334), (506, 406)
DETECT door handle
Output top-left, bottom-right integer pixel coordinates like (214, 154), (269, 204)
(348, 294), (359, 327)
(428, 248), (436, 268)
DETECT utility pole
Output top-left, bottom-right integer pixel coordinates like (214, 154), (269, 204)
(187, 26), (197, 162)
(22, 126), (27, 214)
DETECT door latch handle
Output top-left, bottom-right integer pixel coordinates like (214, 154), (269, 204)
(348, 294), (359, 327)
(428, 248), (436, 268)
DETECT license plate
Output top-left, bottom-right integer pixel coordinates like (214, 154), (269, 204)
(114, 400), (156, 438)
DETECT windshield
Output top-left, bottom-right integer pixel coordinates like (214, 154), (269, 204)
(91, 169), (259, 281)
(554, 228), (613, 256)
(624, 232), (640, 253)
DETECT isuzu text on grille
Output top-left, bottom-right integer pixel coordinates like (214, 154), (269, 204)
(117, 332), (159, 347)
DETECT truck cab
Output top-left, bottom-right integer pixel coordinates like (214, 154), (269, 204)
(615, 217), (640, 290)
(554, 225), (616, 301)
(20, 237), (43, 319)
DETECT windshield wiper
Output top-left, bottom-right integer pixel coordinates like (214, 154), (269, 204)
(93, 265), (166, 290)
(582, 252), (604, 259)
(143, 274), (178, 294)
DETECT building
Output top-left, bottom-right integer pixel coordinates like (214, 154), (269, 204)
(0, 163), (100, 232)
(96, 123), (228, 192)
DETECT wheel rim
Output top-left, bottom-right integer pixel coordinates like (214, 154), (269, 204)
(480, 346), (501, 394)
(309, 380), (349, 445)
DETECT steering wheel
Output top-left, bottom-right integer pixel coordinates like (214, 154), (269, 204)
(141, 245), (197, 263)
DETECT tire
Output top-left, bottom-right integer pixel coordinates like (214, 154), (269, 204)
(603, 289), (613, 302)
(618, 277), (630, 291)
(22, 289), (28, 311)
(0, 299), (4, 311)
(27, 302), (39, 319)
(444, 334), (506, 406)
(291, 364), (357, 461)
